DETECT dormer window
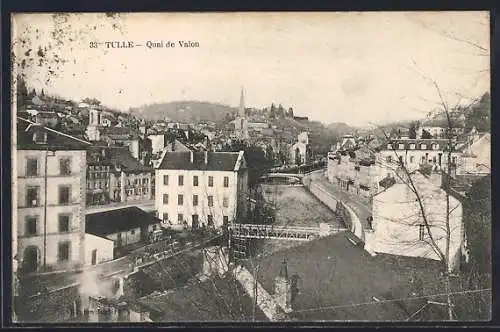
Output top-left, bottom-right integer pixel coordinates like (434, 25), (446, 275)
(387, 144), (392, 150)
(432, 143), (439, 150)
(398, 144), (405, 150)
(420, 143), (427, 150)
(33, 131), (47, 144)
(409, 144), (416, 150)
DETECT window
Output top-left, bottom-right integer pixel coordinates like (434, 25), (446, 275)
(419, 225), (425, 241)
(58, 242), (70, 262)
(208, 176), (214, 187)
(208, 196), (214, 207)
(131, 229), (135, 235)
(387, 144), (392, 150)
(163, 194), (169, 204)
(59, 158), (71, 175)
(208, 215), (214, 224)
(409, 144), (416, 150)
(26, 158), (38, 176)
(432, 156), (437, 163)
(421, 144), (427, 150)
(223, 216), (229, 225)
(163, 175), (169, 185)
(409, 156), (415, 163)
(25, 216), (38, 236)
(193, 194), (198, 206)
(58, 214), (70, 232)
(178, 175), (184, 186)
(421, 156), (426, 163)
(178, 214), (184, 222)
(223, 197), (229, 208)
(223, 176), (229, 188)
(398, 144), (405, 150)
(192, 214), (199, 224)
(162, 213), (168, 221)
(432, 144), (439, 150)
(26, 186), (40, 207)
(386, 156), (392, 163)
(178, 194), (184, 205)
(193, 175), (199, 186)
(58, 186), (71, 205)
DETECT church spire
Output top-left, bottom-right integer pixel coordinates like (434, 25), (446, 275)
(239, 87), (245, 117)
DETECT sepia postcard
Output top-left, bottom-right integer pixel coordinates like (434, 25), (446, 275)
(10, 12), (491, 324)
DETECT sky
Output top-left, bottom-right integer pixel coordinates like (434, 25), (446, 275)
(12, 12), (490, 127)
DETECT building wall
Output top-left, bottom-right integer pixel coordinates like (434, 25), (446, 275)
(290, 142), (308, 165)
(106, 227), (142, 248)
(376, 148), (459, 173)
(149, 135), (166, 155)
(368, 174), (463, 271)
(456, 134), (491, 176)
(110, 171), (153, 202)
(128, 140), (140, 160)
(84, 233), (114, 265)
(155, 169), (243, 228)
(17, 149), (87, 271)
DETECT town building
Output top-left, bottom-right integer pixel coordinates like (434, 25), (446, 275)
(234, 88), (249, 140)
(289, 132), (312, 166)
(86, 146), (112, 206)
(155, 150), (249, 228)
(86, 108), (150, 162)
(107, 147), (154, 203)
(86, 207), (162, 258)
(375, 138), (460, 173)
(365, 170), (464, 272)
(85, 146), (154, 206)
(16, 117), (91, 273)
(327, 141), (378, 196)
(454, 131), (490, 176)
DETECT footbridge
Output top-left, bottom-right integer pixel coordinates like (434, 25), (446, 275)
(228, 223), (346, 241)
(260, 173), (305, 183)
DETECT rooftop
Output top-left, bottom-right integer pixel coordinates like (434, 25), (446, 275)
(137, 275), (267, 322)
(17, 117), (91, 151)
(86, 206), (161, 237)
(158, 151), (245, 172)
(248, 233), (447, 321)
(107, 146), (153, 172)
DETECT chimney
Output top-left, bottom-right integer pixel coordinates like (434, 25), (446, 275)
(204, 151), (208, 164)
(190, 150), (194, 163)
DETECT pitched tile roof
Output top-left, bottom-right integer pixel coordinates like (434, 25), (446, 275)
(86, 207), (161, 237)
(107, 147), (153, 173)
(17, 117), (91, 151)
(158, 151), (244, 172)
(250, 233), (445, 321)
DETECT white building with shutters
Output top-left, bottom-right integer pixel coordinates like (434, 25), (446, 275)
(155, 150), (249, 228)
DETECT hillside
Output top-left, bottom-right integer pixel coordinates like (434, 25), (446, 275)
(131, 101), (238, 123)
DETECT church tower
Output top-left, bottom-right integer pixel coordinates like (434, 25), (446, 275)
(235, 87), (249, 140)
(86, 108), (101, 141)
(274, 257), (293, 313)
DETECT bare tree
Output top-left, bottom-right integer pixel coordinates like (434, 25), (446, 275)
(365, 69), (490, 320)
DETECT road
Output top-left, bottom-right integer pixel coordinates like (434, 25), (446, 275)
(308, 171), (373, 229)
